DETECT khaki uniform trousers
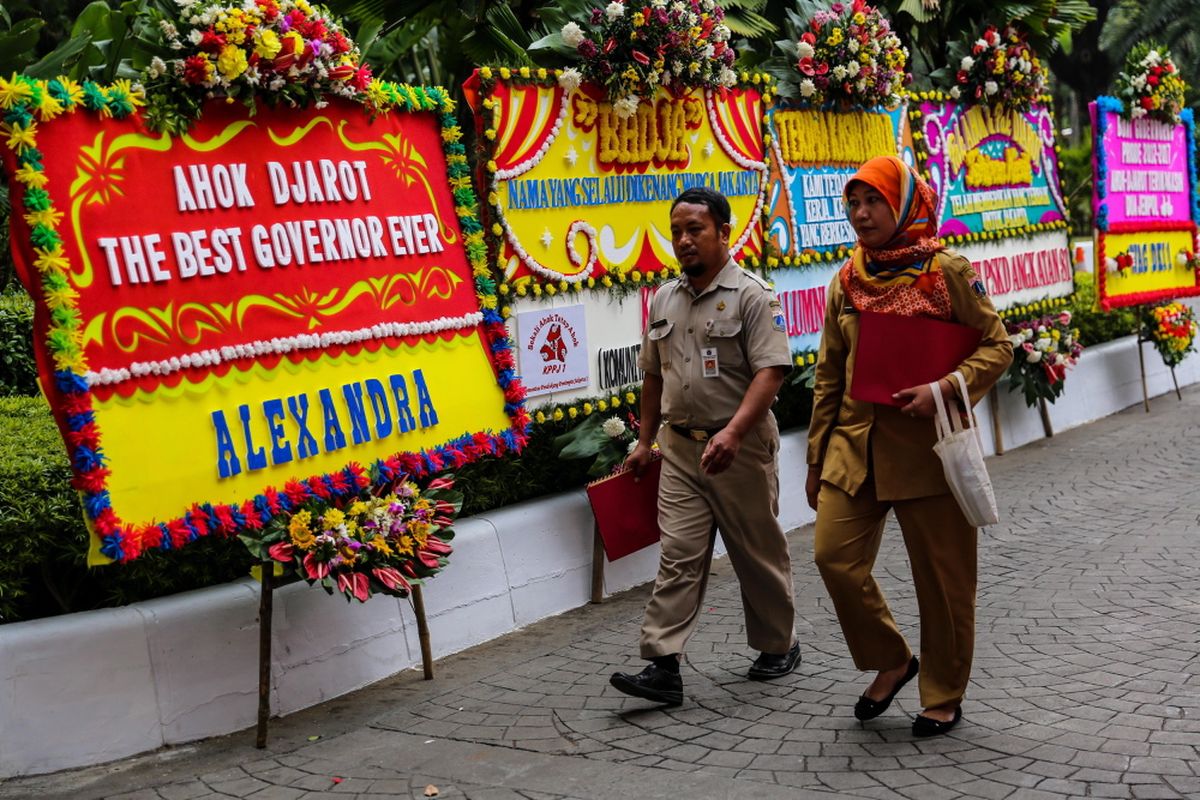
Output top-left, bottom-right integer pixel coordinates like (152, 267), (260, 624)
(814, 478), (977, 709)
(640, 417), (796, 658)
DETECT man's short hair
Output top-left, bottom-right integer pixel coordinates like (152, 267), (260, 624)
(671, 187), (731, 228)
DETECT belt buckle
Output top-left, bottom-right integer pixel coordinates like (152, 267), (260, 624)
(689, 429), (709, 442)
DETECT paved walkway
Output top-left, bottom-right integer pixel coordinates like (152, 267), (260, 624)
(6, 389), (1200, 800)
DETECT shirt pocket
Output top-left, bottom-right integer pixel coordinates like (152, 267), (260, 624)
(706, 318), (744, 369)
(647, 320), (675, 369)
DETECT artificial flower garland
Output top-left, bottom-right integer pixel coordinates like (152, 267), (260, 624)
(1005, 308), (1083, 406)
(944, 24), (1046, 112)
(559, 0), (737, 116)
(243, 474), (463, 603)
(1141, 301), (1198, 367)
(1114, 42), (1188, 125)
(84, 313), (486, 388)
(784, 0), (909, 109)
(0, 73), (529, 563)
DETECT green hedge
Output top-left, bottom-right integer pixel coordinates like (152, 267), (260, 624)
(0, 291), (38, 397)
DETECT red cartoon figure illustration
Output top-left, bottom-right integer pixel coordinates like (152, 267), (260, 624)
(540, 323), (568, 363)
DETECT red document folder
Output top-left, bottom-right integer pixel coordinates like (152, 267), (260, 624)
(585, 458), (662, 561)
(849, 311), (982, 406)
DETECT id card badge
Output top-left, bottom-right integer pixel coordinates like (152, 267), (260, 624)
(700, 346), (719, 378)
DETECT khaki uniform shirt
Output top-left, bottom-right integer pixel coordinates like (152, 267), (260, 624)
(806, 250), (1013, 500)
(640, 259), (792, 428)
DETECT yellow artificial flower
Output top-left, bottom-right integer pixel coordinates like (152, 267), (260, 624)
(828, 28), (844, 46)
(14, 164), (48, 188)
(0, 74), (33, 109)
(217, 45), (248, 80)
(568, 406), (579, 419)
(625, 391), (636, 405)
(255, 29), (283, 59)
(535, 411), (546, 424)
(583, 402), (593, 415)
(5, 122), (36, 154)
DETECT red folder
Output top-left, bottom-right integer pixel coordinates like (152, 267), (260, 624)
(849, 311), (982, 406)
(585, 458), (662, 561)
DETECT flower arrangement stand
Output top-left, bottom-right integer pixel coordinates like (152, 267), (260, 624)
(256, 559), (274, 749)
(591, 521), (605, 604)
(1136, 326), (1152, 413)
(1038, 397), (1054, 438)
(253, 563), (435, 748)
(987, 386), (1005, 455)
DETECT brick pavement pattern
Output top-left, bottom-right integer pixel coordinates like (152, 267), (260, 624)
(5, 389), (1200, 800)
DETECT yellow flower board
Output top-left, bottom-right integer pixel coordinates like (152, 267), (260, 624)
(0, 83), (528, 564)
(468, 73), (768, 289)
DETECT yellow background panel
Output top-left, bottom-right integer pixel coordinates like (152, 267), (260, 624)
(92, 332), (508, 554)
(1102, 230), (1199, 301)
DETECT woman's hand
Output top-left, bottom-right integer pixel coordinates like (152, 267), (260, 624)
(893, 377), (954, 419)
(806, 465), (821, 510)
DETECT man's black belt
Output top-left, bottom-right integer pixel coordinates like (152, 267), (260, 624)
(669, 423), (726, 442)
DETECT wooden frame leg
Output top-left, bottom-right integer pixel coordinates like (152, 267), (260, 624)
(255, 560), (273, 749)
(1137, 328), (1151, 413)
(987, 385), (1004, 456)
(591, 521), (605, 604)
(1171, 365), (1182, 401)
(1037, 396), (1054, 438)
(412, 584), (433, 680)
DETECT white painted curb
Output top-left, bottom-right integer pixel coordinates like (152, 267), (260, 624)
(1, 333), (1197, 777)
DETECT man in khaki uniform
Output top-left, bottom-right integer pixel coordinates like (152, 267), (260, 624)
(610, 187), (799, 707)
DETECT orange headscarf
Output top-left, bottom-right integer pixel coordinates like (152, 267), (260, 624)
(843, 155), (943, 277)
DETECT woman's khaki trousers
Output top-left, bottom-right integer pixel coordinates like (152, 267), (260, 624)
(814, 478), (977, 709)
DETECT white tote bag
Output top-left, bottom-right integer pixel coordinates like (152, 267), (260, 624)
(929, 372), (999, 527)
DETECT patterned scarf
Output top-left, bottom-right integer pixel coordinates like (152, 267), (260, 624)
(841, 156), (951, 318)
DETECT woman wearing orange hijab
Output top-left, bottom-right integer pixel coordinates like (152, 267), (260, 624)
(806, 156), (1012, 736)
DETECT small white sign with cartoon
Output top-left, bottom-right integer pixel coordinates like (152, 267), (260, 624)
(516, 304), (591, 397)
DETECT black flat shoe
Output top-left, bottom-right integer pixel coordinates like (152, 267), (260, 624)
(609, 663), (683, 706)
(912, 705), (963, 737)
(854, 655), (919, 720)
(747, 641), (802, 681)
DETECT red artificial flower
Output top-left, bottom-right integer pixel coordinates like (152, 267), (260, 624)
(199, 30), (226, 53)
(798, 56), (816, 76)
(182, 55), (212, 85)
(423, 535), (453, 556)
(956, 69), (968, 84)
(328, 63), (355, 81)
(1148, 74), (1160, 87)
(373, 566), (410, 594)
(92, 507), (120, 535)
(350, 66), (372, 91)
(603, 38), (617, 54)
(1141, 96), (1155, 110)
(632, 49), (650, 66)
(241, 500), (263, 530)
(801, 32), (816, 45)
(167, 519), (192, 549)
(337, 571), (370, 602)
(268, 541), (295, 563)
(303, 552), (330, 580)
(418, 551), (442, 570)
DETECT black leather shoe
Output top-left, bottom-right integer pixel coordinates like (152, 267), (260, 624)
(912, 705), (962, 737)
(854, 655), (919, 720)
(747, 641), (801, 680)
(609, 664), (683, 706)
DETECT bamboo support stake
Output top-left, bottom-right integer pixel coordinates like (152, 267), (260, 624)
(1037, 396), (1054, 438)
(412, 585), (434, 680)
(1137, 328), (1151, 413)
(255, 560), (274, 749)
(987, 385), (1004, 455)
(591, 521), (605, 604)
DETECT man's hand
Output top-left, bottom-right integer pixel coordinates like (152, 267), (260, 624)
(893, 378), (952, 419)
(699, 428), (740, 475)
(623, 441), (656, 480)
(805, 465), (821, 510)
